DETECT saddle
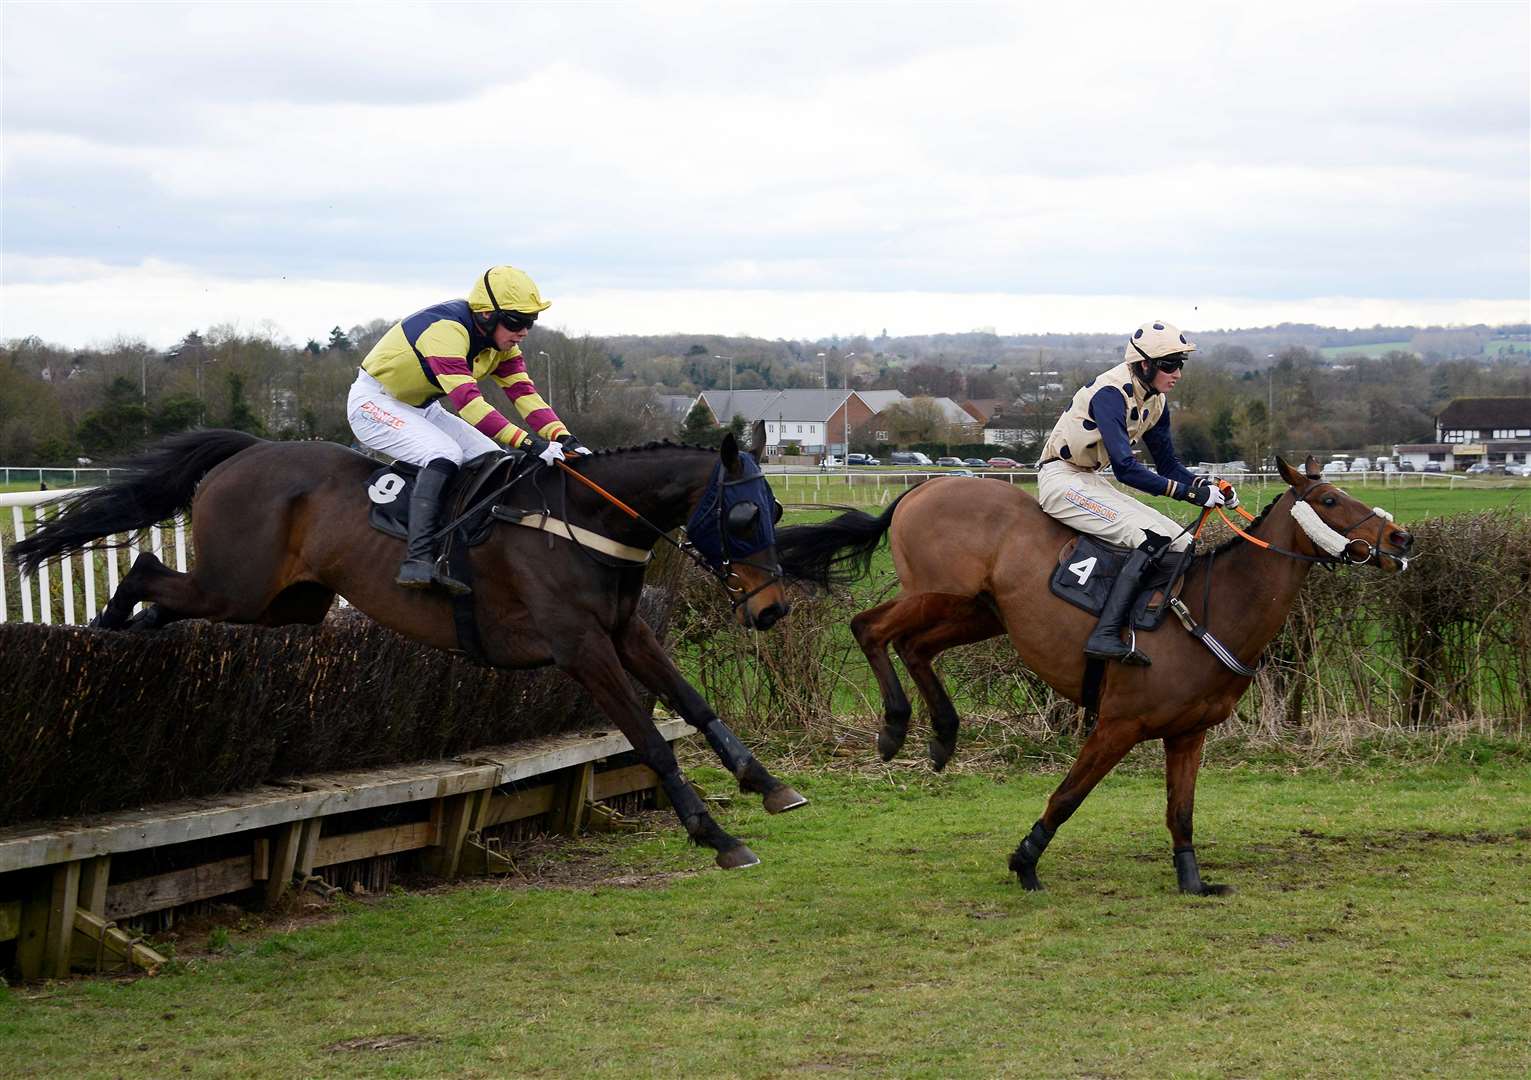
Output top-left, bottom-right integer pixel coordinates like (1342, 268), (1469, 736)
(365, 451), (522, 547)
(1049, 534), (1183, 632)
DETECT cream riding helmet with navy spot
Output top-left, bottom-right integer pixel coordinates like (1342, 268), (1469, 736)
(1127, 320), (1195, 382)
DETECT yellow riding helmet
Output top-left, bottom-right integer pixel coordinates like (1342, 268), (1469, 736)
(467, 265), (552, 316)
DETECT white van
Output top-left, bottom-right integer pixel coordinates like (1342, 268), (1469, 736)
(1349, 456), (1371, 472)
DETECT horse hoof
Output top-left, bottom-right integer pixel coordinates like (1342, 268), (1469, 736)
(876, 727), (906, 761)
(1186, 882), (1235, 897)
(763, 787), (808, 814)
(928, 738), (955, 772)
(1009, 856), (1043, 891)
(716, 845), (760, 870)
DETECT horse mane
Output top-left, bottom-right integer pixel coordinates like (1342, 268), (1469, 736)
(1200, 489), (1286, 560)
(585, 439), (715, 458)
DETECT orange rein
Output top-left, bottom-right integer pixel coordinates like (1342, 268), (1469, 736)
(1190, 480), (1266, 548)
(556, 459), (643, 521)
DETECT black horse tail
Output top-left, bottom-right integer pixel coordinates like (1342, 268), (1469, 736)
(774, 491), (910, 588)
(10, 429), (264, 574)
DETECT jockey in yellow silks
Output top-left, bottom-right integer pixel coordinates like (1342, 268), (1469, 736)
(346, 265), (591, 594)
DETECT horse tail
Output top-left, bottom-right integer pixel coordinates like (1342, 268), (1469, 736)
(775, 490), (910, 588)
(10, 429), (265, 574)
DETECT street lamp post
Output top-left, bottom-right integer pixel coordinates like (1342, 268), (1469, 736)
(842, 352), (856, 466)
(713, 355), (735, 395)
(538, 350), (552, 407)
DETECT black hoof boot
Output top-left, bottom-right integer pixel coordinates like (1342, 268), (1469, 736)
(1009, 851), (1043, 891)
(1174, 846), (1235, 896)
(1009, 820), (1054, 890)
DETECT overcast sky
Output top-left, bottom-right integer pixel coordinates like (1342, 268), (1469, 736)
(3, 1), (1528, 349)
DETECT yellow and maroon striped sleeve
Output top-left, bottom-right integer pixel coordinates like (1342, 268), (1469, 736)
(413, 320), (523, 446)
(488, 347), (569, 441)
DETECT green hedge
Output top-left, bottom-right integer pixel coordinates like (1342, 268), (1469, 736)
(667, 511), (1530, 740)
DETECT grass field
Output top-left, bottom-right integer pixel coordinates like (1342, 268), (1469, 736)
(770, 473), (1531, 525)
(3, 750), (1527, 1078)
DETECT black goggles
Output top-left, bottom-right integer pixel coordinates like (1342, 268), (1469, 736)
(496, 310), (537, 332)
(1156, 354), (1187, 373)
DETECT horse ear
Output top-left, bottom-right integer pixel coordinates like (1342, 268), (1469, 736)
(1276, 456), (1305, 487)
(747, 419), (767, 459)
(1303, 454), (1322, 480)
(720, 431), (740, 472)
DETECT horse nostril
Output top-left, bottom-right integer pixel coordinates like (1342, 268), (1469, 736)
(754, 602), (787, 630)
(1394, 530), (1413, 551)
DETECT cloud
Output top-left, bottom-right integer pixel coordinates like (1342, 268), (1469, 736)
(2, 1), (1526, 341)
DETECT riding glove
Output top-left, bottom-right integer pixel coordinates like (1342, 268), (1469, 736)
(1215, 478), (1240, 508)
(1179, 479), (1227, 509)
(558, 435), (595, 456)
(523, 434), (566, 466)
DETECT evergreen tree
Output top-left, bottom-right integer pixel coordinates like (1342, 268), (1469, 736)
(679, 401), (723, 446)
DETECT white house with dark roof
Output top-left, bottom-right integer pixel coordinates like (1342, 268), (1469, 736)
(1393, 396), (1531, 470)
(694, 388), (976, 453)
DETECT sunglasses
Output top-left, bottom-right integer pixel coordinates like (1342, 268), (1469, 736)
(496, 310), (537, 333)
(1156, 355), (1186, 374)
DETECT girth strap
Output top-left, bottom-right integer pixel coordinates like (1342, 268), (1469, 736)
(1167, 597), (1259, 677)
(490, 507), (652, 564)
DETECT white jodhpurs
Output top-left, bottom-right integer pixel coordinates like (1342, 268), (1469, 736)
(346, 370), (501, 468)
(1036, 460), (1192, 552)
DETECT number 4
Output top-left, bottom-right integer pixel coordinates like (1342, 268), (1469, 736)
(1068, 556), (1097, 586)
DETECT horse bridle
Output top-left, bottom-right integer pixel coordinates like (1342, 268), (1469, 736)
(552, 458), (785, 614)
(703, 466), (787, 613)
(1209, 480), (1402, 569)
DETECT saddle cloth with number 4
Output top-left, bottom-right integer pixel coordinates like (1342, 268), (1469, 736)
(1048, 535), (1181, 632)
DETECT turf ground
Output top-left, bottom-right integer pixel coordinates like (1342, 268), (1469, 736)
(3, 751), (1527, 1078)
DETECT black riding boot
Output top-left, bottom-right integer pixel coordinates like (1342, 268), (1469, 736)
(396, 460), (471, 596)
(1082, 541), (1160, 666)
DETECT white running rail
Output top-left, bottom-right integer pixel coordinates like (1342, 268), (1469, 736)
(0, 489), (189, 625)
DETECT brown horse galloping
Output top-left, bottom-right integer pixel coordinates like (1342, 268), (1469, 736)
(12, 425), (807, 869)
(775, 456), (1413, 894)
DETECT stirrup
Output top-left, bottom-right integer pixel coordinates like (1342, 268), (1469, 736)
(431, 555), (472, 597)
(1084, 627), (1152, 666)
(1119, 628), (1152, 667)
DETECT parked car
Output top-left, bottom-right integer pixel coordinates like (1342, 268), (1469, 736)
(1465, 462), (1501, 475)
(1503, 463), (1531, 477)
(963, 457), (990, 468)
(1349, 457), (1372, 472)
(935, 456), (965, 467)
(889, 451), (934, 466)
(1382, 462), (1399, 475)
(1321, 460), (1349, 476)
(821, 455), (842, 468)
(1423, 463), (1443, 473)
(1398, 461), (1417, 472)
(987, 457), (1021, 468)
(846, 453), (881, 466)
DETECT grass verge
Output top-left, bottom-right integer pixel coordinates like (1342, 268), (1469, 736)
(3, 757), (1527, 1078)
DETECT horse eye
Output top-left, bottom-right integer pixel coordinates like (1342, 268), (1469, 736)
(1322, 496), (1337, 507)
(726, 503), (760, 536)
